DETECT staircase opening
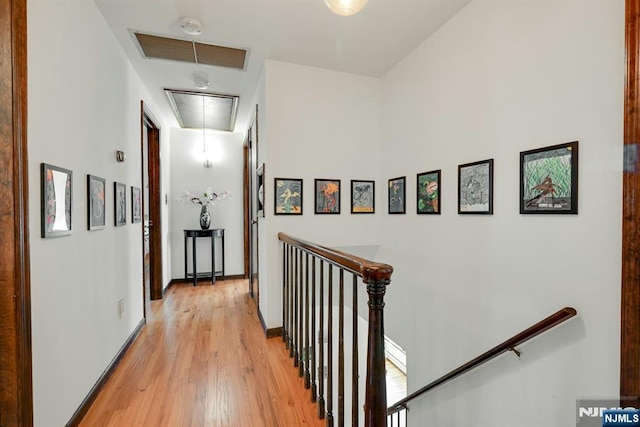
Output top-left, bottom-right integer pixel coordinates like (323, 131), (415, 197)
(385, 336), (407, 407)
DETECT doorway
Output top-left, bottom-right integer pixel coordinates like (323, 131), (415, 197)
(245, 105), (260, 308)
(141, 102), (163, 308)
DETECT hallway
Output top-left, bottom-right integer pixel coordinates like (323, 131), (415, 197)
(79, 280), (324, 426)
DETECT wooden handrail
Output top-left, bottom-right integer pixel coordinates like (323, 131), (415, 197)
(278, 233), (393, 284)
(387, 307), (578, 415)
(278, 233), (393, 427)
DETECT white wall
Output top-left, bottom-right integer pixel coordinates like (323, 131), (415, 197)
(169, 128), (245, 278)
(28, 0), (171, 424)
(260, 60), (383, 328)
(378, 0), (623, 425)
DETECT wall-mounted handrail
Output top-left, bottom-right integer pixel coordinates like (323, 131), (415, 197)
(387, 307), (577, 416)
(278, 233), (393, 427)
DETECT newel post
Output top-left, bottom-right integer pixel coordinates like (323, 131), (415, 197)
(364, 272), (391, 427)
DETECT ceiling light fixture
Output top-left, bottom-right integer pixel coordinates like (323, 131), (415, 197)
(178, 17), (203, 36)
(202, 96), (213, 168)
(324, 0), (368, 16)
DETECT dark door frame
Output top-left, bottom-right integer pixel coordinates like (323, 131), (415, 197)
(621, 0), (640, 398)
(0, 0), (32, 425)
(141, 102), (163, 301)
(243, 136), (250, 279)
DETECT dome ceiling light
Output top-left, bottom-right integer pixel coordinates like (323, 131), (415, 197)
(324, 0), (368, 16)
(178, 17), (203, 36)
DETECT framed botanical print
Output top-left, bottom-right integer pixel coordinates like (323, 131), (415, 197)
(315, 179), (340, 214)
(41, 163), (73, 238)
(274, 178), (303, 215)
(520, 141), (578, 214)
(417, 170), (441, 214)
(131, 186), (142, 223)
(388, 176), (406, 214)
(458, 159), (494, 214)
(87, 174), (106, 230)
(351, 180), (375, 214)
(114, 182), (127, 226)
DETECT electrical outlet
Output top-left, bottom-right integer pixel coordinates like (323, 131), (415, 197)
(117, 298), (125, 318)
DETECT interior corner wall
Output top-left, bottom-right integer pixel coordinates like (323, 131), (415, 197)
(259, 60), (383, 328)
(169, 128), (246, 279)
(378, 0), (624, 425)
(27, 0), (169, 424)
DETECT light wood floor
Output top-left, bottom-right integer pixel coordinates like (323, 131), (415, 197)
(80, 279), (324, 427)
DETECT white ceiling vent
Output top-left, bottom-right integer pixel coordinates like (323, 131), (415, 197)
(165, 89), (239, 132)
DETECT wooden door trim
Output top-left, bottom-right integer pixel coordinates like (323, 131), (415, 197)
(243, 139), (250, 279)
(622, 0), (640, 398)
(141, 102), (163, 301)
(0, 0), (33, 424)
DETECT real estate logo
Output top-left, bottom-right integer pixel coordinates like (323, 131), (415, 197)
(577, 399), (640, 427)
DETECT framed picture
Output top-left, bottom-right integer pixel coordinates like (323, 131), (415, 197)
(257, 163), (265, 218)
(87, 174), (105, 230)
(315, 179), (341, 214)
(520, 141), (578, 214)
(351, 180), (375, 214)
(388, 176), (406, 214)
(131, 186), (142, 223)
(274, 178), (303, 215)
(458, 159), (494, 214)
(41, 163), (73, 238)
(417, 170), (441, 214)
(114, 182), (127, 226)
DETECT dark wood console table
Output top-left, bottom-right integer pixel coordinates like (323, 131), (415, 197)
(183, 228), (225, 285)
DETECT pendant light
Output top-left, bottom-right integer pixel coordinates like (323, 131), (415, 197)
(324, 0), (368, 16)
(202, 96), (212, 168)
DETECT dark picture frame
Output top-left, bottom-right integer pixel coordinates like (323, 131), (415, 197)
(351, 180), (375, 214)
(131, 186), (142, 223)
(417, 170), (441, 215)
(520, 141), (578, 214)
(87, 174), (105, 231)
(388, 176), (406, 214)
(274, 178), (303, 215)
(41, 163), (73, 238)
(114, 182), (127, 226)
(458, 159), (494, 214)
(315, 179), (341, 214)
(256, 163), (265, 218)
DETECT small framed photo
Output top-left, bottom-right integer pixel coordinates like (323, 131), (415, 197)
(458, 159), (494, 214)
(315, 179), (341, 214)
(256, 163), (265, 218)
(114, 182), (127, 226)
(274, 178), (303, 215)
(520, 141), (578, 214)
(351, 180), (375, 214)
(41, 163), (73, 238)
(87, 174), (106, 230)
(131, 186), (142, 223)
(388, 176), (406, 214)
(417, 170), (441, 214)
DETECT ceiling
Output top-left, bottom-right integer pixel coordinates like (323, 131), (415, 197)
(93, 0), (472, 133)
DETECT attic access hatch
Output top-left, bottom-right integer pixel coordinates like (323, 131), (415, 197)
(165, 90), (239, 132)
(134, 32), (248, 70)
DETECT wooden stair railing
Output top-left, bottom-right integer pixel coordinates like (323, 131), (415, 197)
(278, 233), (393, 427)
(386, 307), (578, 426)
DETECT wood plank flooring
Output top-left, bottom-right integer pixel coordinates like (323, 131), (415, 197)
(80, 280), (324, 427)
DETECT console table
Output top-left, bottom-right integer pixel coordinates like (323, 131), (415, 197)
(183, 228), (225, 286)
